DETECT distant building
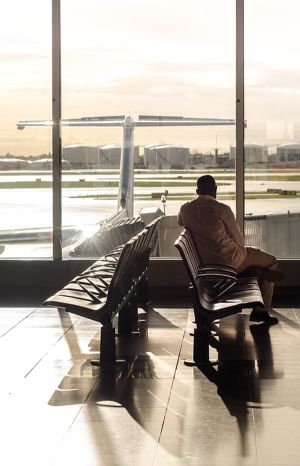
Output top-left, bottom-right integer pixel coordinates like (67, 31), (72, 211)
(63, 143), (140, 169)
(143, 144), (189, 169)
(230, 144), (268, 166)
(99, 144), (140, 168)
(63, 144), (100, 168)
(276, 143), (300, 162)
(0, 157), (29, 170)
(30, 158), (70, 169)
(99, 144), (121, 168)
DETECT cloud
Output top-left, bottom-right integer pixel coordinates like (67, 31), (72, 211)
(247, 67), (300, 92)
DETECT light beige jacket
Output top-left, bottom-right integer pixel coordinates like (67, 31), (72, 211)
(178, 195), (246, 268)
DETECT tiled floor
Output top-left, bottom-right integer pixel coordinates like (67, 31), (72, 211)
(0, 299), (300, 465)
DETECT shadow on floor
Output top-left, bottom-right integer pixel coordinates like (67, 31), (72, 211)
(47, 306), (297, 459)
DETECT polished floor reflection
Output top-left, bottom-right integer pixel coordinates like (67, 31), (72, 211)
(0, 299), (299, 465)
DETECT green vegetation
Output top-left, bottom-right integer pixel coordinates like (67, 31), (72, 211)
(1, 177), (300, 190)
(0, 170), (299, 200)
(70, 191), (299, 202)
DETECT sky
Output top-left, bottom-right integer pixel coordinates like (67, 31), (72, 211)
(1, 0), (300, 156)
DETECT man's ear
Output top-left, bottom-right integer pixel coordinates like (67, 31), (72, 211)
(196, 188), (199, 195)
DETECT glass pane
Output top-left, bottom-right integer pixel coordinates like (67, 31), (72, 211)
(0, 2), (52, 259)
(245, 0), (300, 258)
(61, 0), (235, 259)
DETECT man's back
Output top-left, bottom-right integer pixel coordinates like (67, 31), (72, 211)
(178, 174), (281, 324)
(178, 195), (246, 268)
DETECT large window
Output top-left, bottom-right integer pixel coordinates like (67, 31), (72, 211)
(245, 0), (300, 258)
(60, 0), (236, 258)
(0, 1), (52, 258)
(2, 1), (299, 262)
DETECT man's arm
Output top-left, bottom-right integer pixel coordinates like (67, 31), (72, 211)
(223, 206), (245, 246)
(177, 210), (184, 226)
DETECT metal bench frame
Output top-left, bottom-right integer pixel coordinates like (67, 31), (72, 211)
(44, 217), (161, 366)
(175, 228), (264, 365)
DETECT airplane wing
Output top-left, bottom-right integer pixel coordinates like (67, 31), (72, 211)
(17, 117), (126, 130)
(136, 115), (235, 126)
(17, 114), (235, 129)
(15, 113), (237, 222)
(17, 120), (53, 129)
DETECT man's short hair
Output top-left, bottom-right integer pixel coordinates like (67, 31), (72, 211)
(196, 175), (217, 195)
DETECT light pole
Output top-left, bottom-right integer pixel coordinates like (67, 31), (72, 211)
(161, 194), (166, 215)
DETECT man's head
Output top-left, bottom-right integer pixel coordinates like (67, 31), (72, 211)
(196, 175), (217, 198)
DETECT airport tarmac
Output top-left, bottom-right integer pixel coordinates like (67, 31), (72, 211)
(0, 168), (299, 257)
(0, 181), (299, 231)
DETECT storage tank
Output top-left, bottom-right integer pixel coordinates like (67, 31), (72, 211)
(99, 144), (122, 168)
(99, 144), (140, 168)
(30, 158), (70, 169)
(63, 144), (100, 168)
(276, 143), (300, 162)
(0, 157), (29, 170)
(230, 143), (268, 166)
(143, 144), (189, 169)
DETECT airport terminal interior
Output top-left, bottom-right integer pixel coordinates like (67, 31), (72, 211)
(1, 294), (300, 465)
(1, 0), (300, 465)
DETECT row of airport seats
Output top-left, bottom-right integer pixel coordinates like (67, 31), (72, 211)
(174, 228), (264, 366)
(44, 217), (162, 366)
(70, 216), (145, 257)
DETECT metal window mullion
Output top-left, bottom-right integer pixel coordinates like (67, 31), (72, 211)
(52, 0), (62, 260)
(236, 0), (245, 232)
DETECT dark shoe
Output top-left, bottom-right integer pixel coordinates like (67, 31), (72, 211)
(249, 308), (279, 325)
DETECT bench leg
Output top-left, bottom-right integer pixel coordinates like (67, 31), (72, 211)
(185, 324), (211, 366)
(194, 325), (210, 364)
(136, 276), (149, 304)
(118, 299), (139, 335)
(91, 324), (125, 367)
(185, 285), (217, 366)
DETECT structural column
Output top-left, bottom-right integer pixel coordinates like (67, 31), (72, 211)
(236, 0), (245, 232)
(52, 0), (62, 259)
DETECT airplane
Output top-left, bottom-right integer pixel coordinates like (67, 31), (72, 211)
(17, 114), (235, 220)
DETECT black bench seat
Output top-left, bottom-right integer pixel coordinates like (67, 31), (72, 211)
(44, 217), (161, 365)
(175, 227), (264, 365)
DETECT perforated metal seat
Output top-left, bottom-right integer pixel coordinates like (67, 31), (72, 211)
(44, 217), (161, 365)
(174, 228), (264, 365)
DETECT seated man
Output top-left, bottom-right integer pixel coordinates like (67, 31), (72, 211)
(177, 175), (284, 324)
